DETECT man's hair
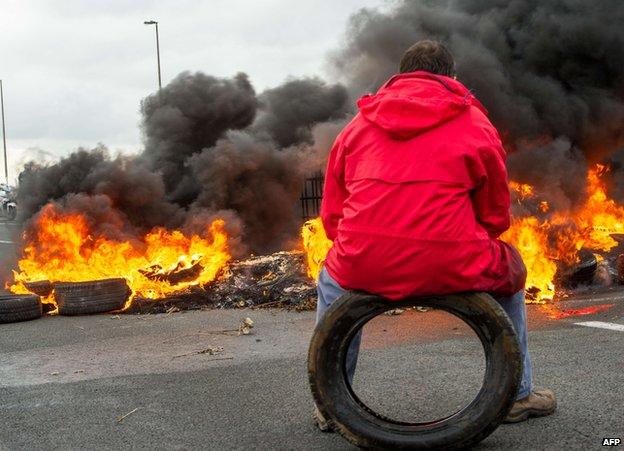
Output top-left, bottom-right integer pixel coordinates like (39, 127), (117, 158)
(399, 40), (456, 77)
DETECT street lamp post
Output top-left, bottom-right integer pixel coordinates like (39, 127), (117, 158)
(0, 80), (8, 185)
(144, 20), (162, 91)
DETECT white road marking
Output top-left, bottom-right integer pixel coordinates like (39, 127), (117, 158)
(0, 240), (13, 244)
(575, 321), (624, 332)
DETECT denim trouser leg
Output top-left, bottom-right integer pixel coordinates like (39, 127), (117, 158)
(496, 290), (534, 400)
(316, 267), (533, 399)
(316, 267), (360, 384)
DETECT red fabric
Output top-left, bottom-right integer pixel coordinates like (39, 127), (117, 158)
(321, 71), (526, 300)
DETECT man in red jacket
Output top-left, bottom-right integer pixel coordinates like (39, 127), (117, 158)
(315, 40), (556, 430)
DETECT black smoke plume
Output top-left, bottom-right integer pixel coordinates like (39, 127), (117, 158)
(186, 131), (309, 251)
(17, 0), (624, 260)
(17, 72), (345, 255)
(330, 0), (624, 206)
(253, 77), (350, 148)
(18, 146), (182, 233)
(141, 72), (258, 205)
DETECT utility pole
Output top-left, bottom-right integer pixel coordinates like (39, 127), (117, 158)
(144, 20), (162, 90)
(0, 80), (7, 185)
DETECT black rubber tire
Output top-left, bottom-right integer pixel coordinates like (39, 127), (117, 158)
(0, 294), (43, 324)
(24, 280), (54, 298)
(54, 278), (131, 316)
(308, 292), (522, 450)
(558, 249), (598, 288)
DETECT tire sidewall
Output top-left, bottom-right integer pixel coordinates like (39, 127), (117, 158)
(309, 292), (522, 450)
(0, 295), (43, 323)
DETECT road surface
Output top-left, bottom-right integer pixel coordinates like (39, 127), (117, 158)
(1, 221), (623, 450)
(1, 296), (623, 450)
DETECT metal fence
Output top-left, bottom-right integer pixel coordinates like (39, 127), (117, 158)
(300, 171), (324, 220)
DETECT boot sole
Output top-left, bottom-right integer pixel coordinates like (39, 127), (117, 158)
(503, 406), (556, 424)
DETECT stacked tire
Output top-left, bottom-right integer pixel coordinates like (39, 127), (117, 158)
(24, 280), (56, 314)
(55, 278), (131, 316)
(0, 294), (42, 324)
(24, 280), (53, 298)
(1, 278), (132, 323)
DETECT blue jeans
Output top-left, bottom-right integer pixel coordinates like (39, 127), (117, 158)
(315, 267), (533, 400)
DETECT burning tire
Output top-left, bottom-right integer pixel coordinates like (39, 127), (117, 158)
(0, 294), (43, 324)
(55, 278), (131, 316)
(308, 292), (522, 450)
(24, 280), (54, 298)
(558, 249), (598, 288)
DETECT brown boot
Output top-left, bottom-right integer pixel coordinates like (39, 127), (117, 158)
(313, 406), (334, 433)
(504, 389), (557, 423)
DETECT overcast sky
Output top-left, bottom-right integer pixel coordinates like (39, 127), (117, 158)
(0, 0), (387, 183)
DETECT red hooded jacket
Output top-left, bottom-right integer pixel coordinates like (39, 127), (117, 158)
(321, 71), (526, 300)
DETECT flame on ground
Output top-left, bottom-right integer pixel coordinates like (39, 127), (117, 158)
(500, 216), (557, 301)
(540, 303), (615, 320)
(301, 217), (332, 280)
(503, 164), (624, 301)
(9, 204), (231, 308)
(302, 164), (624, 303)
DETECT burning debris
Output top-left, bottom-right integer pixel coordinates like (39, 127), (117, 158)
(4, 249), (316, 320)
(9, 204), (231, 305)
(15, 73), (345, 258)
(138, 256), (204, 286)
(501, 165), (624, 301)
(211, 252), (316, 309)
(300, 164), (624, 304)
(5, 1), (624, 312)
(127, 251), (316, 314)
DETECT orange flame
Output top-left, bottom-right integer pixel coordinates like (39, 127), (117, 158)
(502, 164), (624, 301)
(509, 181), (535, 200)
(540, 303), (614, 320)
(9, 204), (231, 307)
(302, 164), (624, 304)
(574, 164), (624, 251)
(301, 217), (332, 279)
(500, 217), (557, 301)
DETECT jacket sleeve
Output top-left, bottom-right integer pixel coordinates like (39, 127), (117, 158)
(320, 135), (348, 241)
(471, 140), (511, 239)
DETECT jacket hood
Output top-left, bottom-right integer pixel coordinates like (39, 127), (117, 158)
(357, 71), (488, 140)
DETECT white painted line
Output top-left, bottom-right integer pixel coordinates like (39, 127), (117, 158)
(0, 240), (13, 244)
(575, 321), (624, 332)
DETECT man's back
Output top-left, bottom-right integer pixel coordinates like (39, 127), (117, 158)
(315, 42), (554, 430)
(321, 71), (525, 300)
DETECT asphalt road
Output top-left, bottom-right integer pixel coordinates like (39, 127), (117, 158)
(1, 222), (623, 450)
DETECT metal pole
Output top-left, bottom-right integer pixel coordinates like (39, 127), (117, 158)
(155, 23), (162, 90)
(0, 80), (8, 185)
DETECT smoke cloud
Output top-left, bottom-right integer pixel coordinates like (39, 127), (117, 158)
(330, 0), (624, 206)
(17, 71), (344, 255)
(18, 146), (183, 233)
(186, 131), (308, 251)
(16, 0), (624, 259)
(141, 72), (258, 205)
(253, 77), (350, 148)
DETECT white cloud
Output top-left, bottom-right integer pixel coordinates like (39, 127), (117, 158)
(0, 0), (387, 183)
